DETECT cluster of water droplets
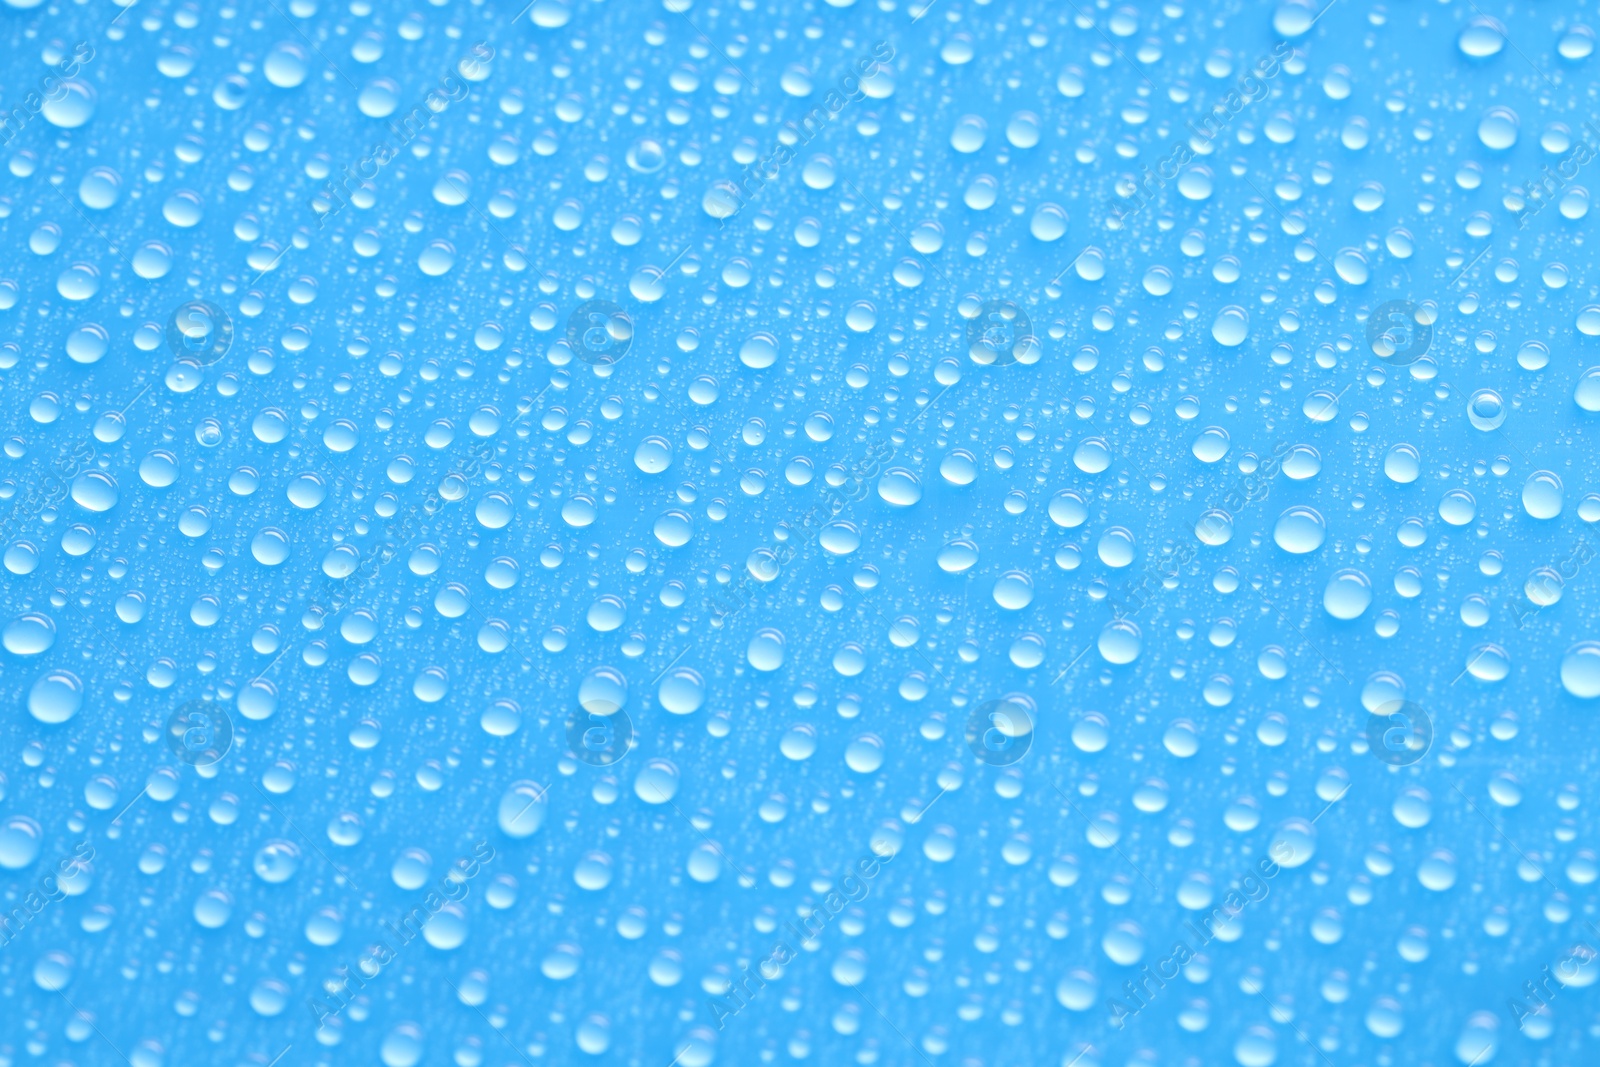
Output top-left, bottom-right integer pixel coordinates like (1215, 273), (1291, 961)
(2, 0), (1600, 1065)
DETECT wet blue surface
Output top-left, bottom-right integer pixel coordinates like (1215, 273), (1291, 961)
(3, 1), (1600, 1065)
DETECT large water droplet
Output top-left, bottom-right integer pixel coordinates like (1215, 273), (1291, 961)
(1323, 570), (1373, 620)
(1098, 620), (1142, 664)
(1211, 306), (1249, 346)
(1273, 506), (1326, 554)
(3, 613), (56, 655)
(28, 669), (83, 723)
(578, 667), (628, 715)
(1561, 642), (1600, 698)
(747, 628), (786, 671)
(1478, 106), (1519, 149)
(992, 571), (1035, 610)
(877, 468), (922, 506)
(498, 781), (548, 837)
(1522, 471), (1563, 519)
(1459, 16), (1506, 57)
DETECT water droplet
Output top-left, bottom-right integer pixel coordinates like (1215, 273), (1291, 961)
(1030, 203), (1068, 241)
(1577, 367), (1600, 411)
(253, 840), (301, 884)
(877, 468), (922, 506)
(1098, 619), (1142, 664)
(3, 613), (56, 655)
(747, 628), (786, 671)
(658, 668), (705, 714)
(1561, 642), (1600, 698)
(1459, 17), (1506, 58)
(498, 781), (547, 837)
(0, 816), (43, 869)
(992, 571), (1035, 610)
(625, 761), (682, 813)
(1323, 570), (1373, 620)
(578, 667), (628, 715)
(1273, 506), (1326, 554)
(634, 436), (673, 474)
(1466, 388), (1506, 430)
(1192, 426), (1230, 463)
(1478, 106), (1519, 149)
(739, 332), (779, 369)
(1195, 510), (1234, 546)
(1384, 444), (1421, 483)
(264, 42), (311, 87)
(1439, 489), (1477, 526)
(1072, 437), (1111, 474)
(950, 115), (987, 153)
(42, 81), (95, 128)
(1212, 306), (1249, 346)
(819, 522), (862, 556)
(1522, 471), (1563, 519)
(28, 669), (83, 723)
